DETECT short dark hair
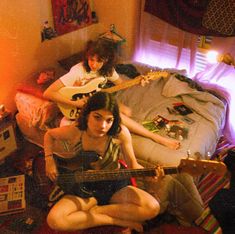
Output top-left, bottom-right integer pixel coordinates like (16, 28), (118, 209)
(78, 92), (121, 136)
(83, 39), (116, 77)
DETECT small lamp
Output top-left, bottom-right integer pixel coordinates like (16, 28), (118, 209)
(206, 50), (219, 64)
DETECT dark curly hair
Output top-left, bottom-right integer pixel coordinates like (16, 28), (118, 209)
(83, 39), (116, 77)
(78, 92), (121, 136)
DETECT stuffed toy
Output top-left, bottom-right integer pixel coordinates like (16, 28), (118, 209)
(37, 68), (56, 85)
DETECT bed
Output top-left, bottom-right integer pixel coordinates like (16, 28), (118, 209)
(14, 58), (235, 233)
(15, 60), (228, 167)
(115, 68), (227, 166)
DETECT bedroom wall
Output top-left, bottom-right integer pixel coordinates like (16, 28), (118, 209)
(0, 0), (141, 112)
(93, 0), (141, 59)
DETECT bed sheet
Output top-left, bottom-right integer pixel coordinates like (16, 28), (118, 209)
(115, 74), (227, 166)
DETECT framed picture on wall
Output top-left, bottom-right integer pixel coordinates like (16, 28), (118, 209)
(51, 0), (93, 36)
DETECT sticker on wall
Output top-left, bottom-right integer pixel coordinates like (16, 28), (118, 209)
(41, 21), (57, 42)
(51, 0), (93, 36)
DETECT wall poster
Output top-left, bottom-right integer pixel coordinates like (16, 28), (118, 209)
(51, 0), (93, 36)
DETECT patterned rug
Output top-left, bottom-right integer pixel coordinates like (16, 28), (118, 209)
(195, 136), (235, 233)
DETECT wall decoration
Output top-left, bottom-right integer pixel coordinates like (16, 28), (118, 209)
(41, 21), (57, 42)
(51, 0), (92, 36)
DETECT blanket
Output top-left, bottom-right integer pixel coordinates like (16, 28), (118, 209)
(162, 75), (226, 139)
(116, 75), (227, 166)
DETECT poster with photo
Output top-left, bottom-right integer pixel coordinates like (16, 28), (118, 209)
(51, 0), (92, 36)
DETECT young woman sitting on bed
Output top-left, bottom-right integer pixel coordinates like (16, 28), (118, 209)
(43, 39), (180, 150)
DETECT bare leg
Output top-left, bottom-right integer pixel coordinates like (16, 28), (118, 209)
(47, 186), (159, 232)
(91, 186), (160, 222)
(47, 195), (144, 232)
(120, 113), (180, 150)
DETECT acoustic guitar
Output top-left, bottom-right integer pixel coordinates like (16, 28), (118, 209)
(57, 71), (169, 119)
(33, 151), (227, 199)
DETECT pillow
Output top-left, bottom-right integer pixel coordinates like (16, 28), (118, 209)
(15, 92), (60, 130)
(58, 52), (84, 71)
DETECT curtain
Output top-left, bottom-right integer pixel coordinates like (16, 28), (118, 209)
(134, 0), (198, 76)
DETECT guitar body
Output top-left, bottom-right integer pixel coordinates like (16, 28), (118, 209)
(55, 153), (132, 204)
(58, 78), (106, 119)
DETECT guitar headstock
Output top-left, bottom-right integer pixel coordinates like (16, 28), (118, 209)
(178, 158), (227, 176)
(145, 70), (169, 81)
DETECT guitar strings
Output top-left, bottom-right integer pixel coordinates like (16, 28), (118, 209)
(35, 167), (158, 186)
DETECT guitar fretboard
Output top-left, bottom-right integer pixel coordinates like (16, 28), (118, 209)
(59, 167), (180, 183)
(103, 76), (143, 93)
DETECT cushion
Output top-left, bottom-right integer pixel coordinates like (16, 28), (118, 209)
(58, 52), (84, 71)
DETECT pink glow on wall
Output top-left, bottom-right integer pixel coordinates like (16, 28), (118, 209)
(134, 40), (196, 76)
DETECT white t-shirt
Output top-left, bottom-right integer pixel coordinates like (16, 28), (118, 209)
(60, 62), (119, 87)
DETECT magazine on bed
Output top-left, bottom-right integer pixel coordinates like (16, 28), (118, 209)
(143, 115), (189, 140)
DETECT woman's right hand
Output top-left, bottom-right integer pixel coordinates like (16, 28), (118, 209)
(45, 157), (58, 182)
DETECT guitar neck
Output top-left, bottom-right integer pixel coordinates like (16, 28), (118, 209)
(102, 76), (143, 93)
(59, 158), (226, 184)
(72, 167), (179, 183)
